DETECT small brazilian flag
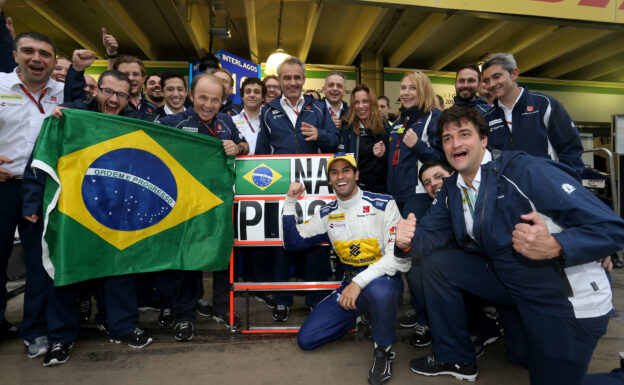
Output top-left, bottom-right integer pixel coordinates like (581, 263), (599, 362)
(235, 158), (291, 195)
(31, 109), (234, 286)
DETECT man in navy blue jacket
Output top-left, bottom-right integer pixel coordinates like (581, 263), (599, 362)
(255, 57), (339, 155)
(255, 56), (339, 321)
(481, 53), (584, 178)
(156, 73), (248, 338)
(23, 71), (154, 366)
(395, 106), (624, 384)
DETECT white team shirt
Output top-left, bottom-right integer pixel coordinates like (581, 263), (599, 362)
(232, 110), (260, 155)
(0, 68), (64, 176)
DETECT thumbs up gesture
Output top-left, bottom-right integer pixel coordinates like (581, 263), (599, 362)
(396, 213), (417, 250)
(102, 27), (118, 56)
(512, 211), (562, 260)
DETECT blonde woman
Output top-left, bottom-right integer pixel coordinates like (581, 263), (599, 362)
(387, 71), (442, 347)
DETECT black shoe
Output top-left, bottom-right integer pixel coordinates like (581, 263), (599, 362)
(272, 305), (289, 322)
(110, 328), (153, 349)
(398, 309), (419, 328)
(158, 308), (175, 327)
(196, 299), (213, 317)
(0, 318), (18, 340)
(255, 293), (276, 309)
(368, 345), (395, 385)
(409, 355), (478, 381)
(95, 320), (109, 335)
(407, 323), (432, 347)
(42, 343), (72, 367)
(174, 321), (194, 342)
(619, 352), (624, 369)
(213, 312), (242, 331)
(471, 334), (499, 358)
(79, 300), (91, 324)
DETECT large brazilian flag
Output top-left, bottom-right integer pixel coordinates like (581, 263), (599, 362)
(31, 109), (234, 286)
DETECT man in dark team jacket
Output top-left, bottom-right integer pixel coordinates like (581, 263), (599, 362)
(396, 106), (623, 384)
(481, 53), (584, 178)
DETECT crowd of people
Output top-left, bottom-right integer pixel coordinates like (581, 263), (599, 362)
(0, 6), (623, 385)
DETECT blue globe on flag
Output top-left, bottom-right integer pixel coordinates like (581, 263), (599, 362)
(251, 166), (274, 188)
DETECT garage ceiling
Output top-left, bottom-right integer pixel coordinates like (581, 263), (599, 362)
(4, 0), (624, 82)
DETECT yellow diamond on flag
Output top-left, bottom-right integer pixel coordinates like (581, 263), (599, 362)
(57, 130), (223, 250)
(242, 163), (283, 191)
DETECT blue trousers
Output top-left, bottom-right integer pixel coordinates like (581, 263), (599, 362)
(47, 280), (81, 344)
(0, 179), (26, 322)
(297, 275), (403, 350)
(398, 193), (433, 326)
(95, 275), (139, 338)
(422, 247), (610, 385)
(17, 219), (49, 341)
(160, 270), (203, 322)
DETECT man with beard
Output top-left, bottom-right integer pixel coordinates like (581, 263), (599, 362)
(144, 73), (164, 107)
(24, 70), (154, 366)
(285, 153), (410, 385)
(453, 64), (490, 115)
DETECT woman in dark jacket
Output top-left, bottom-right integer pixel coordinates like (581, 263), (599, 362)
(387, 71), (443, 219)
(338, 84), (389, 194)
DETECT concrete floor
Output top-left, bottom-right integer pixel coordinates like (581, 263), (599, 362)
(1, 269), (623, 385)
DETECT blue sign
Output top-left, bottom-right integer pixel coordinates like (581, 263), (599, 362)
(190, 51), (260, 106)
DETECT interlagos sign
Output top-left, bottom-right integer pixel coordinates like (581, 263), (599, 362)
(362, 0), (624, 23)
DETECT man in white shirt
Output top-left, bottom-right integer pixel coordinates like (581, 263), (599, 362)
(0, 31), (93, 356)
(232, 77), (265, 155)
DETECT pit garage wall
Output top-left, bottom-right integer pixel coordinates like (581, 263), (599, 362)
(297, 65), (624, 124)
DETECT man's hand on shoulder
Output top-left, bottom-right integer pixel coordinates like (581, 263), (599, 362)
(287, 182), (305, 199)
(338, 282), (362, 311)
(395, 213), (416, 250)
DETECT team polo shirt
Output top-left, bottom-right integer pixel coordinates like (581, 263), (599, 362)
(0, 68), (63, 176)
(232, 110), (260, 155)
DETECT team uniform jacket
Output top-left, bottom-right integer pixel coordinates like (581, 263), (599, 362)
(403, 150), (624, 319)
(338, 122), (390, 193)
(282, 189), (411, 289)
(255, 94), (339, 155)
(322, 99), (349, 123)
(126, 93), (160, 122)
(482, 86), (584, 177)
(156, 109), (246, 144)
(452, 95), (491, 115)
(219, 98), (241, 117)
(387, 106), (443, 203)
